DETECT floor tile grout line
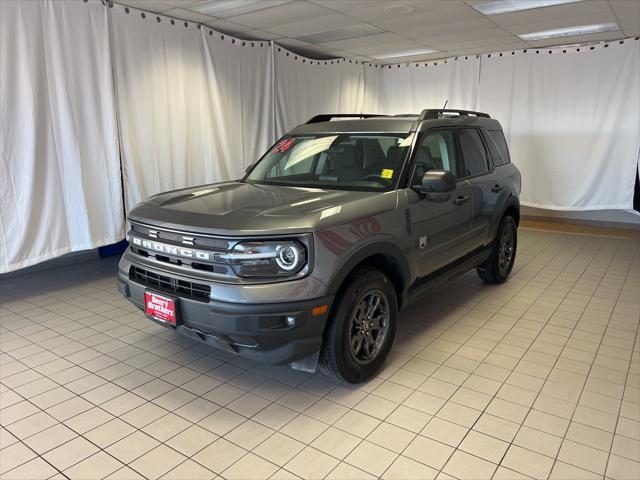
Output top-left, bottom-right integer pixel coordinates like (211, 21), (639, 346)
(2, 231), (637, 479)
(452, 234), (613, 479)
(568, 242), (640, 477)
(509, 235), (631, 477)
(468, 234), (627, 477)
(2, 240), (540, 476)
(372, 232), (592, 478)
(1, 292), (383, 478)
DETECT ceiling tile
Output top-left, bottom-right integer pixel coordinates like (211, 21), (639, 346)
(316, 32), (405, 50)
(240, 29), (283, 40)
(307, 0), (385, 12)
(421, 29), (517, 46)
(609, 0), (640, 18)
(620, 19), (640, 36)
(345, 0), (468, 22)
(367, 5), (482, 32)
(205, 19), (253, 33)
(402, 17), (498, 40)
(348, 40), (430, 56)
(489, 0), (612, 27)
(435, 36), (529, 51)
(275, 37), (313, 48)
(296, 24), (383, 44)
(157, 0), (203, 7)
(189, 0), (291, 18)
(452, 42), (529, 54)
(266, 13), (361, 37)
(226, 2), (331, 29)
(162, 8), (216, 23)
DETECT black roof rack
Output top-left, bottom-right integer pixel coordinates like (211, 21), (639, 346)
(305, 113), (390, 124)
(418, 109), (491, 121)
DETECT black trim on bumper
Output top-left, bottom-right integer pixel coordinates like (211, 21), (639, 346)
(118, 271), (332, 365)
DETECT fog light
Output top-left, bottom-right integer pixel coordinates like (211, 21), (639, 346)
(286, 316), (296, 327)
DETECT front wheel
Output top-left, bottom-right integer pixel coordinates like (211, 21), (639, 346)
(318, 268), (397, 383)
(477, 215), (517, 284)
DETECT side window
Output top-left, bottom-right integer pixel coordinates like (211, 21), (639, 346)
(458, 129), (490, 177)
(411, 130), (457, 185)
(488, 130), (510, 166)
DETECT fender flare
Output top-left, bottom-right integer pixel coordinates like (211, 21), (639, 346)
(325, 241), (411, 301)
(490, 194), (520, 240)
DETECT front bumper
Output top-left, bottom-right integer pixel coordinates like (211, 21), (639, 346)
(117, 266), (333, 366)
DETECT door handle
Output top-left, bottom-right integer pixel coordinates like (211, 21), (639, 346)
(453, 195), (470, 205)
(491, 184), (504, 193)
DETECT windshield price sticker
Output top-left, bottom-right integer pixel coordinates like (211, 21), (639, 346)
(272, 138), (296, 153)
(381, 169), (394, 179)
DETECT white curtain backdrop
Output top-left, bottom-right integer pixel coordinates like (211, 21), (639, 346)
(477, 41), (640, 210)
(110, 4), (273, 209)
(274, 46), (365, 136)
(2, 0), (639, 273)
(0, 0), (124, 273)
(201, 31), (274, 178)
(363, 56), (481, 114)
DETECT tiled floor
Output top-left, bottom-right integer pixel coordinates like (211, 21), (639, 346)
(1, 228), (639, 480)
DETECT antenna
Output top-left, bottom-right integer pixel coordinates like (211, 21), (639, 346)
(442, 99), (449, 109)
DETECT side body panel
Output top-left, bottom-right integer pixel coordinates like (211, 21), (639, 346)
(403, 185), (474, 277)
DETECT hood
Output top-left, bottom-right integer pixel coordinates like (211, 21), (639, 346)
(129, 181), (398, 236)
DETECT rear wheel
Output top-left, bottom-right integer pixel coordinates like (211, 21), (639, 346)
(477, 215), (517, 283)
(318, 268), (397, 383)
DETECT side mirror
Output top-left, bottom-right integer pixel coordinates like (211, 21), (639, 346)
(412, 170), (456, 194)
(245, 163), (255, 175)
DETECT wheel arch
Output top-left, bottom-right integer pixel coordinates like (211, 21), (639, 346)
(326, 242), (410, 312)
(490, 195), (520, 240)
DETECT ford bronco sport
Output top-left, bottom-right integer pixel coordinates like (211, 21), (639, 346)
(118, 109), (521, 383)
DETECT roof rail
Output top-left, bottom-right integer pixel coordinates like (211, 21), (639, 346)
(418, 109), (491, 121)
(305, 113), (390, 124)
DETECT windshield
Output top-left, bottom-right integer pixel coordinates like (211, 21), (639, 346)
(245, 133), (414, 191)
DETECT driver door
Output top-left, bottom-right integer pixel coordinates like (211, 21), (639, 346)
(407, 129), (474, 278)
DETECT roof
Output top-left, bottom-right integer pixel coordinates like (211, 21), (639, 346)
(291, 117), (417, 134)
(290, 112), (502, 135)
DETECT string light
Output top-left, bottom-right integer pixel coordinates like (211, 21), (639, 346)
(98, 2), (636, 65)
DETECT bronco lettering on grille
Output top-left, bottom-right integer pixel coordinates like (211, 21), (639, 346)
(131, 237), (211, 260)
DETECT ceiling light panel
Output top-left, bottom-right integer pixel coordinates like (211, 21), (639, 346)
(296, 24), (383, 44)
(190, 0), (291, 18)
(518, 22), (618, 40)
(369, 48), (439, 60)
(470, 0), (582, 16)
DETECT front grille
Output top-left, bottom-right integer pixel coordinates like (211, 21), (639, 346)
(128, 222), (232, 277)
(130, 266), (211, 302)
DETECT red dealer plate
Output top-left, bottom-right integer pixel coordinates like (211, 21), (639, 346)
(145, 291), (177, 325)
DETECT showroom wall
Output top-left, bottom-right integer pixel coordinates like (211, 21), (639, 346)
(1, 0), (639, 272)
(110, 5), (274, 209)
(0, 0), (125, 273)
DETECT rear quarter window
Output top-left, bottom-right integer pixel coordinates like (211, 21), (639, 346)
(488, 130), (510, 166)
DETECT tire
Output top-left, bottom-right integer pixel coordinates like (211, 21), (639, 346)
(477, 215), (517, 284)
(318, 268), (397, 383)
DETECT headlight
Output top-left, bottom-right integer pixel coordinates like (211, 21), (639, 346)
(223, 241), (307, 278)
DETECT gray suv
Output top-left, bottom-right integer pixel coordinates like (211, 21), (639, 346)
(118, 109), (521, 383)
